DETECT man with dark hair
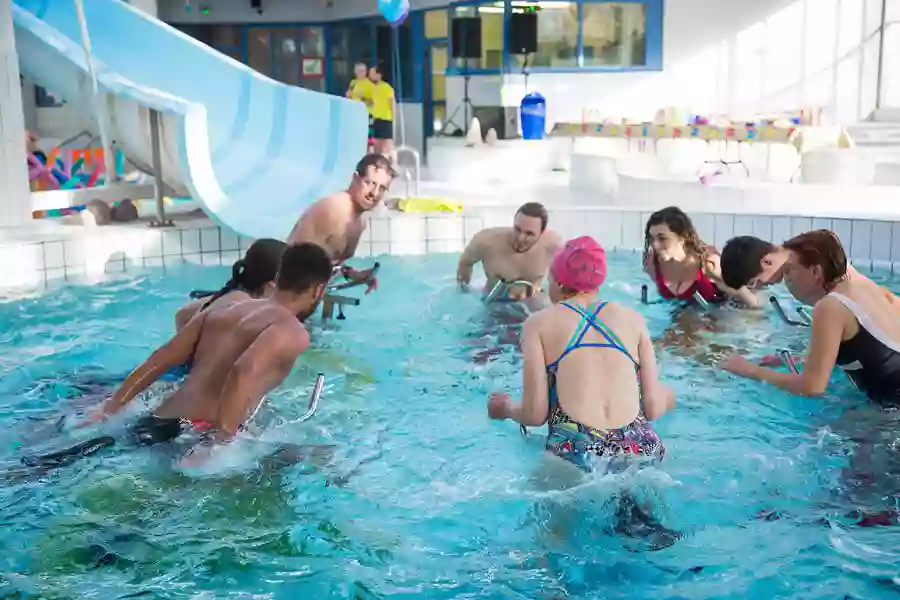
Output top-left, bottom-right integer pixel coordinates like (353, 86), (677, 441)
(721, 236), (784, 293)
(287, 153), (395, 293)
(81, 243), (333, 455)
(722, 234), (900, 310)
(457, 202), (562, 301)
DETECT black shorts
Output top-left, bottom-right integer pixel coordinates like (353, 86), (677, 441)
(372, 118), (393, 140)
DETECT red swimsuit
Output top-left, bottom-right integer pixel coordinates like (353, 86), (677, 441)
(652, 257), (725, 303)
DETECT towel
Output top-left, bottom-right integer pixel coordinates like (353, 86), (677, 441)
(397, 197), (463, 213)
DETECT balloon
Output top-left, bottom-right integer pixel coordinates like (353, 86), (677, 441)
(377, 0), (409, 25)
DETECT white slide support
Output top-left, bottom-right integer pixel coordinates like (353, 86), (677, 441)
(13, 0), (369, 239)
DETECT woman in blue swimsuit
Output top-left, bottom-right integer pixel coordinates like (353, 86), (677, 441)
(488, 236), (676, 472)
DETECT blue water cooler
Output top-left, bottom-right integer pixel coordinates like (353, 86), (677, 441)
(519, 92), (547, 140)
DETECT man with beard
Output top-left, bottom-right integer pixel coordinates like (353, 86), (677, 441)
(287, 153), (395, 294)
(457, 202), (562, 301)
(26, 243), (335, 472)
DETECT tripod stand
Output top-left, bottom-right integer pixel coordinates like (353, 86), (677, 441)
(443, 59), (475, 136)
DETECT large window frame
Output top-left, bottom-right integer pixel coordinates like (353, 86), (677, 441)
(445, 0), (663, 75)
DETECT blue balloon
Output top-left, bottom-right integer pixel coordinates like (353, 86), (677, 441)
(377, 0), (409, 25)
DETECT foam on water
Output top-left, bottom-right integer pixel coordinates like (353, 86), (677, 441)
(0, 252), (899, 598)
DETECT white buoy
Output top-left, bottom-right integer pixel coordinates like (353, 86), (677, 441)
(465, 117), (482, 147)
(485, 127), (499, 145)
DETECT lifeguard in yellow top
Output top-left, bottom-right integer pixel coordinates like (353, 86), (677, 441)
(368, 64), (396, 157)
(346, 62), (375, 152)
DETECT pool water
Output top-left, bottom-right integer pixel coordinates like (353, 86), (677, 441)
(1, 252), (899, 599)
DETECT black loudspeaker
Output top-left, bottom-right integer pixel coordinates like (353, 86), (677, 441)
(451, 17), (482, 59)
(509, 12), (538, 54)
(473, 106), (520, 140)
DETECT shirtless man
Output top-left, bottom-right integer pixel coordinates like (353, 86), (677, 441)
(67, 243), (334, 464)
(457, 202), (563, 301)
(287, 153), (395, 293)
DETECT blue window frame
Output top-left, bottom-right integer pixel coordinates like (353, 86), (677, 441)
(446, 0), (663, 75)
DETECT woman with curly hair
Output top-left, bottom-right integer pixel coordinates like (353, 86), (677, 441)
(643, 206), (732, 305)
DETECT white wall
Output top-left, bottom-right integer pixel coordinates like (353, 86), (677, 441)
(159, 0), (447, 23)
(448, 0), (896, 128)
(1, 0), (31, 227)
(881, 0), (900, 109)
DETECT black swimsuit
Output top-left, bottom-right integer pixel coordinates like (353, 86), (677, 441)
(831, 292), (900, 407)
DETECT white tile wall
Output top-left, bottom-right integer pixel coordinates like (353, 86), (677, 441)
(2, 208), (900, 291)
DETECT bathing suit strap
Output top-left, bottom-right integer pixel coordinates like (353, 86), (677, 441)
(829, 292), (900, 353)
(547, 302), (638, 369)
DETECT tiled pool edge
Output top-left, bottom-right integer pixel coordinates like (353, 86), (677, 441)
(1, 208), (899, 289)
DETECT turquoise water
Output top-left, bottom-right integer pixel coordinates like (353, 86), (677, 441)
(1, 252), (899, 599)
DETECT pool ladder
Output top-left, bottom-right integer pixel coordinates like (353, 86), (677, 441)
(485, 280), (537, 303)
(394, 145), (420, 199)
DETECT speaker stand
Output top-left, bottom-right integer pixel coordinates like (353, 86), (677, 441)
(521, 54), (531, 94)
(443, 61), (475, 136)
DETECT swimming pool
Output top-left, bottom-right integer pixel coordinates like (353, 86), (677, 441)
(1, 251), (899, 599)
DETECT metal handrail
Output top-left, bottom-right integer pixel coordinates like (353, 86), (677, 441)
(394, 145), (420, 198)
(692, 291), (710, 310)
(485, 279), (537, 303)
(778, 349), (800, 374)
(770, 296), (810, 327)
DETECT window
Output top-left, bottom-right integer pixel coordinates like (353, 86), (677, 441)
(246, 27), (326, 91)
(425, 9), (448, 39)
(450, 3), (505, 70)
(446, 0), (661, 72)
(376, 20), (414, 100)
(510, 2), (578, 69)
(327, 22), (374, 96)
(582, 2), (646, 67)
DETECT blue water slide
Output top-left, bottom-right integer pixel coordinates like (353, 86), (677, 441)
(12, 0), (368, 239)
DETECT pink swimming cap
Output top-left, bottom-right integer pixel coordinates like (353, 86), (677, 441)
(551, 236), (607, 292)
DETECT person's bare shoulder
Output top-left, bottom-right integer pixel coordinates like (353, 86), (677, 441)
(543, 229), (564, 253)
(472, 227), (508, 249)
(269, 313), (311, 360)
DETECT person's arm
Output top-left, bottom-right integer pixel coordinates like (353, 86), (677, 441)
(488, 316), (550, 426)
(457, 233), (484, 290)
(635, 314), (675, 419)
(721, 299), (844, 396)
(103, 310), (208, 415)
(213, 324), (310, 442)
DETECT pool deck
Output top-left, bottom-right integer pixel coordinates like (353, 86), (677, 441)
(4, 138), (900, 290)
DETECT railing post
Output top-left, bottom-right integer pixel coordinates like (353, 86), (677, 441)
(148, 110), (173, 228)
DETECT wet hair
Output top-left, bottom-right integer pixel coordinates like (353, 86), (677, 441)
(515, 202), (548, 231)
(721, 236), (776, 289)
(355, 153), (396, 179)
(782, 229), (848, 291)
(643, 206), (705, 262)
(276, 242), (334, 294)
(199, 238), (287, 311)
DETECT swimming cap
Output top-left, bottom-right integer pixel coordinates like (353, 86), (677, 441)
(551, 236), (607, 292)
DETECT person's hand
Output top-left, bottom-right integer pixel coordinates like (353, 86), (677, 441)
(73, 403), (109, 429)
(721, 353), (756, 378)
(759, 354), (783, 368)
(488, 392), (511, 420)
(365, 276), (378, 294)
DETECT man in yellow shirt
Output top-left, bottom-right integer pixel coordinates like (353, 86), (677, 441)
(368, 64), (395, 157)
(346, 62), (375, 153)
